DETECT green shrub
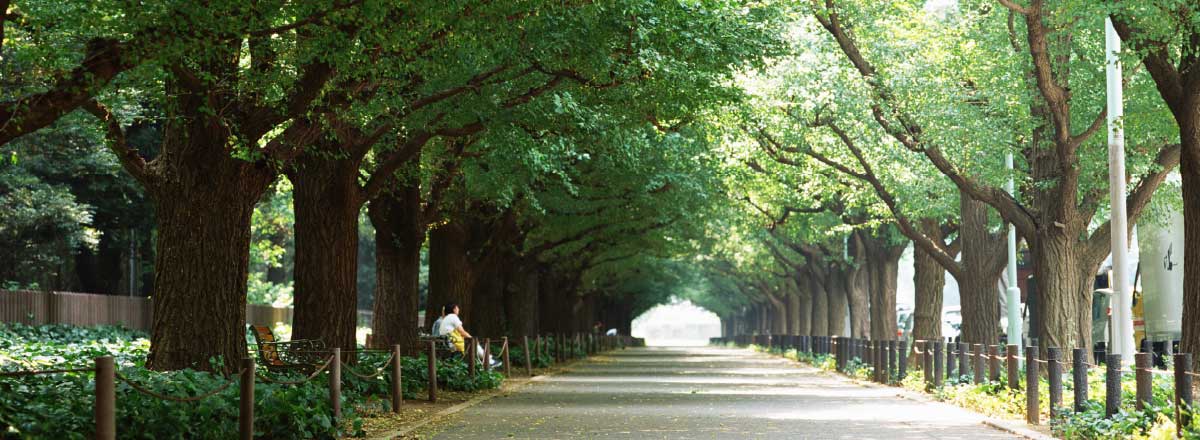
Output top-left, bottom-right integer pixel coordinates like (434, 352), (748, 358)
(1, 323), (505, 439)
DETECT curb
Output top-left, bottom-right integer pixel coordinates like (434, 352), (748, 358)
(363, 356), (592, 440)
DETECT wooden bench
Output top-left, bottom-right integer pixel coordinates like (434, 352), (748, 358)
(249, 325), (327, 373)
(417, 333), (460, 360)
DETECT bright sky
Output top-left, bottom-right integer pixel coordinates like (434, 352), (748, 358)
(631, 299), (722, 346)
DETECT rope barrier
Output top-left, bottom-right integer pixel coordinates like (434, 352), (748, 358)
(254, 356), (334, 385)
(115, 369), (243, 403)
(0, 367), (95, 377)
(341, 353), (396, 380)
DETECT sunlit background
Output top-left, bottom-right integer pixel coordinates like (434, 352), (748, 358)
(631, 299), (722, 346)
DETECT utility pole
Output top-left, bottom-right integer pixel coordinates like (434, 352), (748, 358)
(1105, 17), (1135, 366)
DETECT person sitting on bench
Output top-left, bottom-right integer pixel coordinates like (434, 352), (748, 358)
(435, 302), (500, 368)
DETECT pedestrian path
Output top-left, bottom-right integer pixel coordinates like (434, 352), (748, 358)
(421, 346), (1021, 439)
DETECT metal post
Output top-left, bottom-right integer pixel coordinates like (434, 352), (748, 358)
(1073, 348), (1088, 413)
(934, 340), (944, 388)
(989, 345), (1001, 383)
(1106, 353), (1121, 417)
(428, 341), (438, 402)
(1047, 348), (1062, 418)
(95, 356), (115, 440)
(1176, 353), (1193, 436)
(331, 348), (342, 420)
(1105, 16), (1135, 366)
(1135, 352), (1152, 410)
(1007, 344), (1020, 389)
(1026, 346), (1039, 424)
(240, 358), (255, 440)
(898, 340), (907, 382)
(391, 345), (403, 413)
(1004, 151), (1022, 353)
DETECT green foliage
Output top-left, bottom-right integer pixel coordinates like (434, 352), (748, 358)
(0, 323), (505, 439)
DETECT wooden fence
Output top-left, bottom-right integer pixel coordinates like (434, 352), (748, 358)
(0, 290), (372, 331)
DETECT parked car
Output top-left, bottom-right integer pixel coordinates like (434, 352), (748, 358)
(942, 306), (961, 339)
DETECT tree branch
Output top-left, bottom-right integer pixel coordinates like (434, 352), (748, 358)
(82, 100), (153, 186)
(1085, 143), (1182, 262)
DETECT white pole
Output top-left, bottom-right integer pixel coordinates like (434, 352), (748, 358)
(1005, 153), (1022, 351)
(1105, 17), (1135, 366)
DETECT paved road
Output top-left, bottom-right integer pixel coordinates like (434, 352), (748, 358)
(424, 346), (1020, 439)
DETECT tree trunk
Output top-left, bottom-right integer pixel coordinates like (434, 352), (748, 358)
(145, 148), (273, 371)
(1028, 230), (1099, 360)
(807, 270), (829, 336)
(957, 196), (1007, 346)
(427, 218), (478, 328)
(1182, 113), (1200, 371)
(843, 265), (870, 338)
(367, 180), (424, 349)
(861, 231), (904, 341)
(826, 272), (849, 337)
(786, 287), (801, 335)
(503, 259), (539, 338)
(911, 223), (945, 345)
(289, 154), (362, 352)
(767, 295), (787, 335)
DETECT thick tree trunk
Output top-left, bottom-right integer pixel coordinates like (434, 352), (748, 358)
(145, 148), (273, 371)
(843, 265), (870, 338)
(911, 225), (944, 345)
(807, 270), (829, 336)
(861, 231), (904, 341)
(957, 197), (1007, 346)
(826, 272), (849, 337)
(796, 290), (812, 336)
(767, 295), (787, 335)
(367, 181), (423, 349)
(289, 154), (362, 351)
(503, 260), (540, 338)
(427, 219), (478, 328)
(786, 287), (802, 335)
(1028, 231), (1099, 360)
(1182, 116), (1200, 371)
(471, 259), (507, 337)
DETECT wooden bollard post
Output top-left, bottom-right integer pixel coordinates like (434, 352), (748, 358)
(973, 343), (985, 384)
(483, 338), (492, 373)
(503, 337), (511, 377)
(923, 341), (934, 389)
(898, 340), (908, 382)
(331, 348), (342, 420)
(1135, 352), (1153, 410)
(1072, 348), (1088, 413)
(467, 337), (477, 377)
(878, 341), (886, 383)
(988, 345), (1000, 383)
(240, 358), (255, 440)
(933, 340), (945, 388)
(1176, 353), (1193, 436)
(1007, 344), (1020, 389)
(958, 342), (969, 381)
(1106, 354), (1121, 418)
(1026, 346), (1039, 424)
(1047, 348), (1062, 418)
(944, 340), (954, 380)
(391, 345), (402, 413)
(428, 341), (438, 402)
(888, 340), (897, 384)
(523, 336), (533, 376)
(94, 356), (115, 440)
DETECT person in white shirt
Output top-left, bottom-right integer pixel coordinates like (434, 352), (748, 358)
(437, 302), (499, 368)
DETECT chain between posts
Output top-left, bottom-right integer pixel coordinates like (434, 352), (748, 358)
(254, 356), (335, 385)
(341, 353), (397, 379)
(115, 369), (245, 402)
